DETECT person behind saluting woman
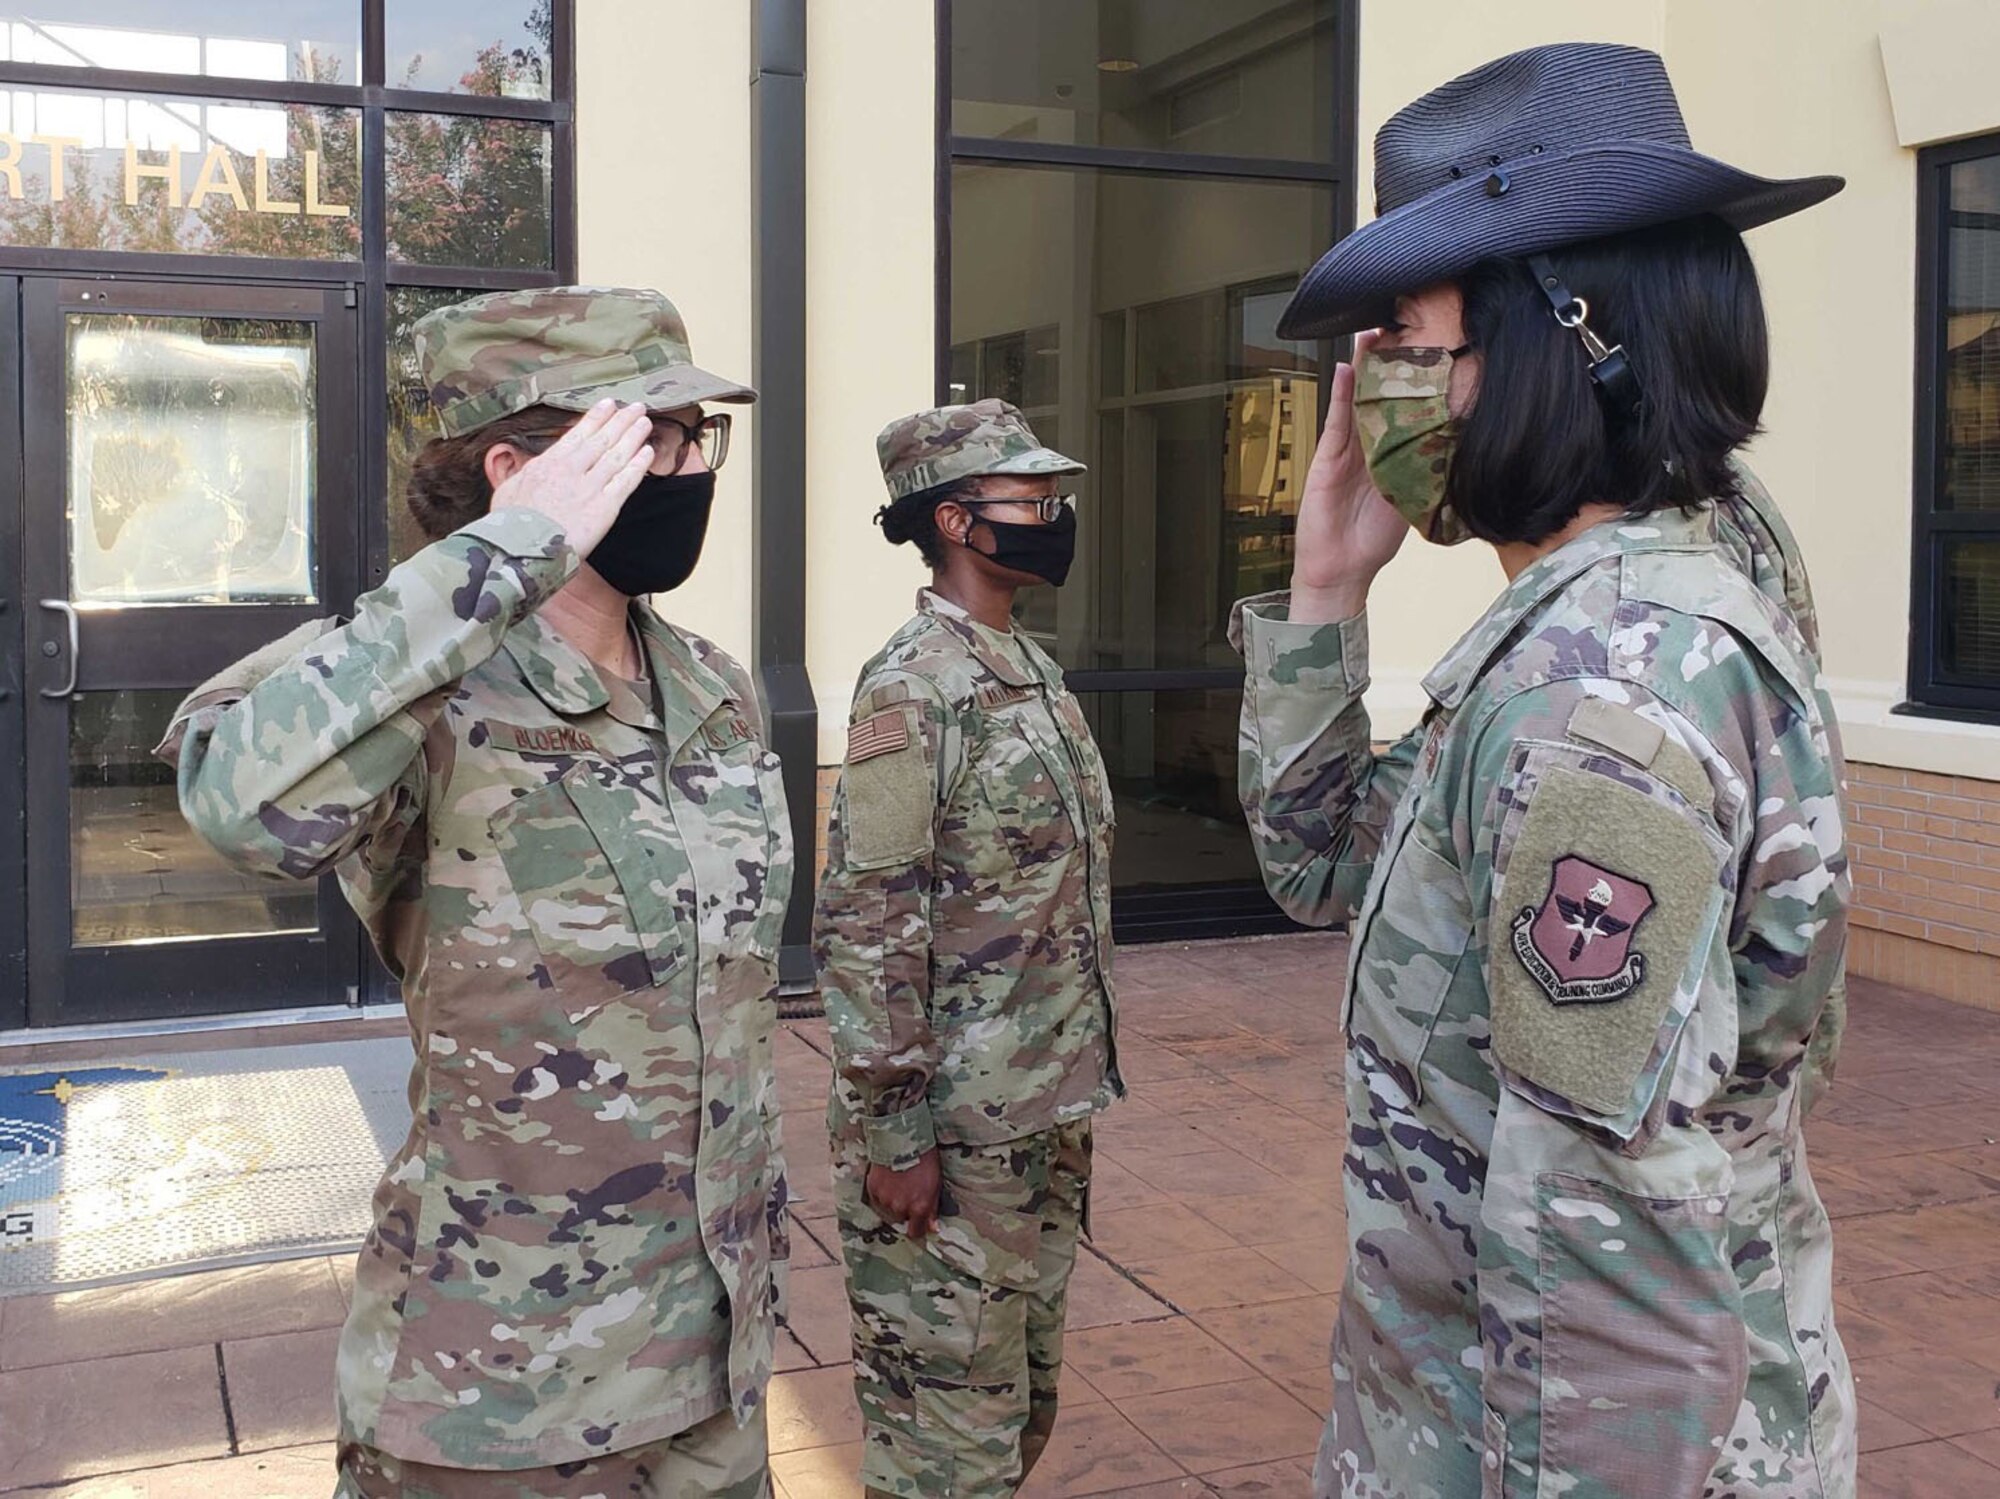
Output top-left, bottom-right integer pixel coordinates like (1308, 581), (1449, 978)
(1232, 44), (1855, 1499)
(816, 401), (1123, 1497)
(159, 287), (794, 1499)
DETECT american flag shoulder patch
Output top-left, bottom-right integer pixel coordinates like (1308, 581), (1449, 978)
(847, 707), (911, 764)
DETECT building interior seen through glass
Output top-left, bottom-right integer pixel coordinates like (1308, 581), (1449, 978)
(950, 77), (1335, 899)
(948, 1), (1337, 904)
(70, 689), (319, 947)
(949, 0), (1337, 162)
(1943, 152), (2000, 683)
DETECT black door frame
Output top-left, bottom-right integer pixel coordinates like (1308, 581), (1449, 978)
(18, 275), (366, 1028)
(0, 278), (24, 1026)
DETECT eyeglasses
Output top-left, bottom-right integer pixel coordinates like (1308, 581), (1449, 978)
(511, 410), (732, 473)
(651, 411), (731, 473)
(957, 493), (1076, 524)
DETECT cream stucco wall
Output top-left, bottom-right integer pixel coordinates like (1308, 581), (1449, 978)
(573, 0), (2000, 777)
(804, 0), (940, 759)
(574, 0), (757, 661)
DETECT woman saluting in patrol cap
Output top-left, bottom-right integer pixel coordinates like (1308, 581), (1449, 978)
(1233, 44), (1855, 1499)
(815, 400), (1123, 1497)
(158, 288), (792, 1498)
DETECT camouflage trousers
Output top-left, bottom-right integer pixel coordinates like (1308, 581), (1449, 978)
(833, 1119), (1093, 1498)
(333, 1407), (768, 1498)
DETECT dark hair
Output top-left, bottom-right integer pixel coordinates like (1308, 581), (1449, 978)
(404, 404), (578, 541)
(875, 479), (973, 567)
(1446, 214), (1769, 545)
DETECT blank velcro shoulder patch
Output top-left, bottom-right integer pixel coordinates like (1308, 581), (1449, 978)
(1491, 764), (1724, 1119)
(842, 702), (932, 869)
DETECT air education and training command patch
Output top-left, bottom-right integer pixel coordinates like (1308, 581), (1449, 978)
(1489, 762), (1725, 1120)
(1510, 855), (1657, 1006)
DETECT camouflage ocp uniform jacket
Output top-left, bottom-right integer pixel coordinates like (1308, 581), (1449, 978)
(160, 506), (794, 1470)
(1234, 505), (1855, 1498)
(816, 589), (1124, 1170)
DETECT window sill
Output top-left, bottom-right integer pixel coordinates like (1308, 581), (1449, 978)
(1830, 679), (2000, 782)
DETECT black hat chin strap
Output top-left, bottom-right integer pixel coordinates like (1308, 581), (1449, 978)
(1526, 254), (1642, 420)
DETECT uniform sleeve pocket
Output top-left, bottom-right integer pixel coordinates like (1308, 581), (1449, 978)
(491, 765), (685, 995)
(1346, 830), (1471, 1103)
(1537, 1175), (1746, 1498)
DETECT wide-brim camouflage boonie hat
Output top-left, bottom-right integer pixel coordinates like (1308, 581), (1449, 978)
(412, 285), (755, 438)
(876, 398), (1085, 502)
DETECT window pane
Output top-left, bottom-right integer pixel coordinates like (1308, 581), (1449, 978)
(386, 111), (552, 268)
(385, 1), (554, 99)
(386, 285), (465, 565)
(0, 86), (360, 257)
(1943, 156), (2000, 514)
(72, 689), (319, 946)
(1941, 538), (2000, 681)
(950, 0), (1339, 162)
(1, 6), (356, 84)
(953, 163), (1329, 672)
(1076, 690), (1264, 892)
(67, 312), (317, 605)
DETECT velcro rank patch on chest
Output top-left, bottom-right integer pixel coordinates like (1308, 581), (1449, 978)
(703, 714), (756, 752)
(475, 721), (600, 755)
(847, 708), (910, 763)
(975, 682), (1035, 711)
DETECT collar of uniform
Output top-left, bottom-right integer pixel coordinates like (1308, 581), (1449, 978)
(501, 612), (612, 717)
(632, 603), (732, 756)
(916, 587), (1039, 689)
(1422, 506), (1717, 710)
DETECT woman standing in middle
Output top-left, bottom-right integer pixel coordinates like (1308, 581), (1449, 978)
(815, 399), (1124, 1498)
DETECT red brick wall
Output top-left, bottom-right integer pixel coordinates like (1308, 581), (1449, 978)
(1846, 762), (2000, 1010)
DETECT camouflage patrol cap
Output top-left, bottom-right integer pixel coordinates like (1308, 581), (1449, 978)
(876, 398), (1085, 502)
(411, 285), (755, 438)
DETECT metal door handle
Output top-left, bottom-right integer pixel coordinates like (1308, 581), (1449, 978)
(39, 599), (78, 699)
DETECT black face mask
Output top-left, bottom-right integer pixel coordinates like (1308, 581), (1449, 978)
(968, 505), (1077, 587)
(586, 471), (715, 596)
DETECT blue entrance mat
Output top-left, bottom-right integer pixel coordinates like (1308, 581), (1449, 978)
(0, 1038), (411, 1295)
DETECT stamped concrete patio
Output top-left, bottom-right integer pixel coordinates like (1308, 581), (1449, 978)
(3, 932), (1998, 1497)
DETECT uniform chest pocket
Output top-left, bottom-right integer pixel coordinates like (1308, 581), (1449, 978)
(1348, 829), (1473, 1105)
(1050, 693), (1116, 830)
(972, 709), (1080, 876)
(491, 762), (686, 996)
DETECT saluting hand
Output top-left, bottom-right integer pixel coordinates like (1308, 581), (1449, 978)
(1291, 329), (1408, 624)
(490, 398), (655, 559)
(866, 1151), (942, 1240)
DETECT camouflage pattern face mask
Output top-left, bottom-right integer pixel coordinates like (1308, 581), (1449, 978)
(1355, 344), (1474, 546)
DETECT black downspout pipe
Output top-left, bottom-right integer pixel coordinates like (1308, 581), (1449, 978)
(751, 0), (816, 993)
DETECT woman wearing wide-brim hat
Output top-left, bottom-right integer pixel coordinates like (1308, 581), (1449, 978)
(1232, 43), (1855, 1498)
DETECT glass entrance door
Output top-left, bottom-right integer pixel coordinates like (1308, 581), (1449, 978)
(14, 276), (362, 1027)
